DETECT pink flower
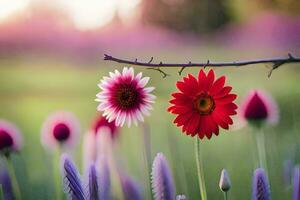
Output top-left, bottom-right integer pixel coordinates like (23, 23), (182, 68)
(41, 111), (80, 151)
(240, 90), (279, 127)
(91, 115), (118, 138)
(0, 120), (22, 155)
(82, 115), (118, 170)
(96, 67), (155, 127)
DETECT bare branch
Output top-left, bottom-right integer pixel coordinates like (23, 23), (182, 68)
(103, 54), (300, 77)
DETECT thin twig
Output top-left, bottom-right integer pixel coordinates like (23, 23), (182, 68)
(104, 54), (300, 77)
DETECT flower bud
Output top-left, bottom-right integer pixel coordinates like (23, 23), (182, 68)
(219, 169), (231, 192)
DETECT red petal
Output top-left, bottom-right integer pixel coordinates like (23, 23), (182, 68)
(205, 70), (215, 91)
(169, 105), (192, 114)
(176, 77), (198, 96)
(215, 94), (237, 105)
(198, 70), (207, 91)
(212, 112), (229, 129)
(214, 109), (233, 125)
(213, 86), (232, 99)
(185, 114), (200, 136)
(210, 76), (225, 95)
(174, 112), (194, 126)
(217, 103), (238, 115)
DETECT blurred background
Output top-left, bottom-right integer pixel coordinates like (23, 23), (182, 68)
(0, 0), (300, 199)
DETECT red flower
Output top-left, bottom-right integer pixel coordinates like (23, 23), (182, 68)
(168, 69), (237, 139)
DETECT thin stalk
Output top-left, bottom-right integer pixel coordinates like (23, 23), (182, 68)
(0, 184), (3, 200)
(255, 128), (268, 175)
(195, 138), (207, 200)
(141, 124), (153, 199)
(53, 148), (62, 200)
(5, 157), (21, 200)
(223, 192), (228, 200)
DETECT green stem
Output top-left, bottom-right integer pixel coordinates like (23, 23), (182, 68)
(5, 157), (21, 200)
(195, 138), (207, 200)
(255, 128), (268, 174)
(141, 124), (153, 200)
(53, 148), (63, 200)
(223, 192), (228, 200)
(0, 184), (4, 200)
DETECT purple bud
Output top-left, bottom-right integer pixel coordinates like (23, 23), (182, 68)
(0, 165), (13, 200)
(61, 154), (85, 200)
(252, 168), (271, 200)
(120, 174), (143, 200)
(219, 169), (231, 192)
(87, 164), (99, 200)
(292, 167), (300, 200)
(151, 153), (175, 200)
(97, 157), (111, 200)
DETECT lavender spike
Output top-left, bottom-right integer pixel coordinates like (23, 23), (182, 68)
(97, 157), (111, 200)
(151, 153), (175, 200)
(252, 168), (271, 200)
(0, 165), (13, 200)
(61, 154), (85, 200)
(87, 164), (99, 200)
(120, 174), (143, 200)
(292, 167), (300, 200)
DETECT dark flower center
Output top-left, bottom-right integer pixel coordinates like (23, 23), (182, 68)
(115, 84), (139, 109)
(0, 130), (13, 150)
(193, 93), (215, 115)
(53, 123), (70, 142)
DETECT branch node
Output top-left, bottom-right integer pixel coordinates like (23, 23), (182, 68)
(148, 57), (154, 64)
(178, 66), (186, 76)
(147, 67), (169, 78)
(203, 60), (210, 69)
(288, 53), (294, 60)
(104, 54), (111, 60)
(268, 61), (285, 78)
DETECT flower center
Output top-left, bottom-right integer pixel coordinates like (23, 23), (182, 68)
(193, 93), (215, 115)
(0, 130), (13, 150)
(115, 84), (139, 109)
(53, 123), (70, 142)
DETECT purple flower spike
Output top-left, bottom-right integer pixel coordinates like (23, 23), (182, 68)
(151, 153), (176, 200)
(292, 167), (300, 200)
(87, 164), (99, 200)
(120, 174), (143, 200)
(61, 154), (85, 200)
(252, 168), (271, 200)
(97, 157), (111, 200)
(0, 165), (13, 200)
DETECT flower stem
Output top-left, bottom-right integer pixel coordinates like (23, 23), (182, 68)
(223, 192), (228, 200)
(53, 148), (62, 200)
(195, 138), (207, 200)
(255, 128), (268, 174)
(141, 124), (153, 199)
(5, 157), (21, 200)
(0, 184), (4, 200)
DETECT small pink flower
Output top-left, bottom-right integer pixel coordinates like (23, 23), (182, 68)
(41, 111), (80, 151)
(240, 90), (279, 126)
(96, 67), (155, 127)
(91, 115), (118, 138)
(0, 120), (22, 155)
